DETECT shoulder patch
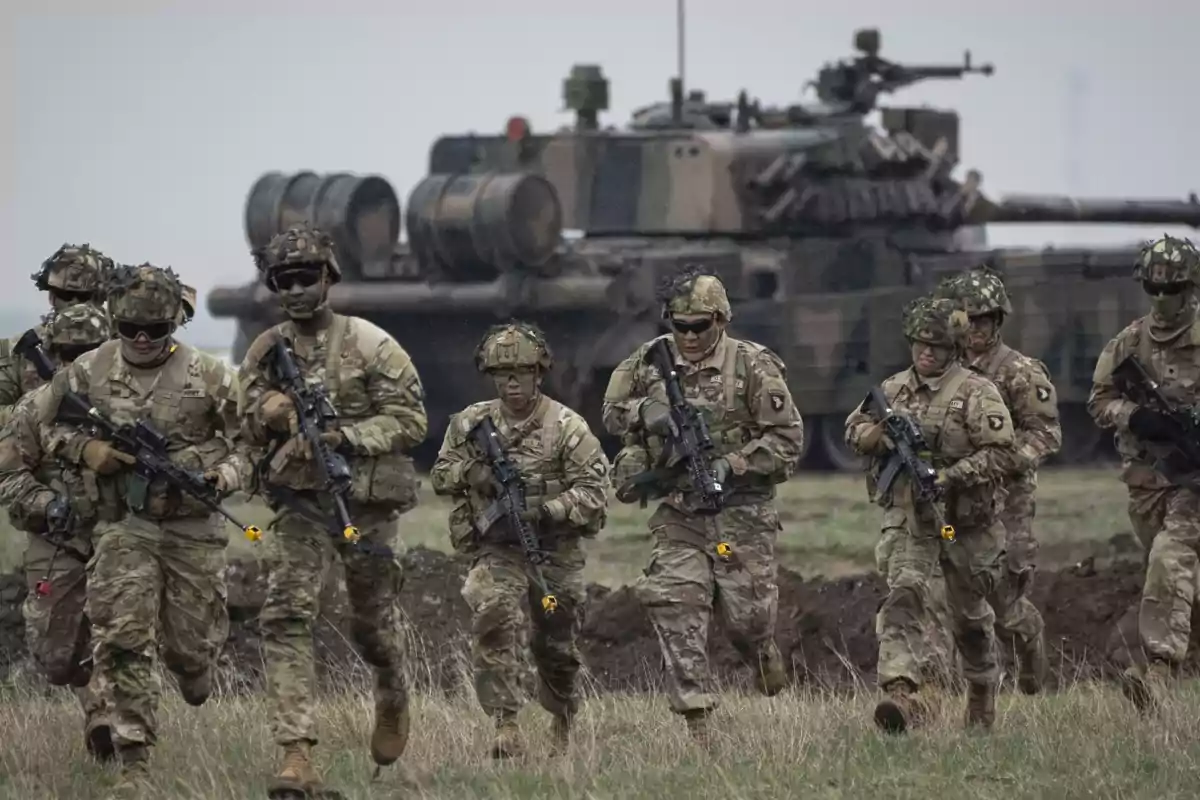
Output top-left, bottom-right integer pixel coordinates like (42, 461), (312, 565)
(768, 390), (785, 412)
(987, 413), (1006, 431)
(1035, 385), (1051, 403)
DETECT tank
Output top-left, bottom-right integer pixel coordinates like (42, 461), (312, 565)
(208, 28), (1200, 470)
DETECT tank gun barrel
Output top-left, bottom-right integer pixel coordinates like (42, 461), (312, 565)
(975, 193), (1200, 227)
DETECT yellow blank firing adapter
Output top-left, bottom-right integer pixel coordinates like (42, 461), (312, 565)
(344, 525), (361, 543)
(244, 525), (263, 542)
(940, 524), (956, 543)
(542, 594), (558, 613)
(716, 542), (733, 559)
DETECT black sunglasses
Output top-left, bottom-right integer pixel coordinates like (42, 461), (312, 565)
(269, 270), (322, 292)
(50, 288), (94, 304)
(671, 317), (714, 335)
(1143, 281), (1189, 297)
(117, 320), (173, 340)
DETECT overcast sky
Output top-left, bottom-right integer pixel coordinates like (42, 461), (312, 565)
(3, 0), (1198, 346)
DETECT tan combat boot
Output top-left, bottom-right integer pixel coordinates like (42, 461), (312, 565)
(268, 741), (324, 798)
(370, 692), (410, 766)
(548, 713), (572, 756)
(107, 744), (151, 798)
(964, 682), (996, 730)
(683, 709), (714, 750)
(491, 714), (524, 760)
(754, 645), (787, 697)
(873, 679), (929, 734)
(1017, 631), (1048, 695)
(1121, 661), (1172, 715)
(85, 713), (115, 762)
(178, 667), (213, 707)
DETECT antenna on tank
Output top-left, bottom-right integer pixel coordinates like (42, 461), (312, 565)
(670, 0), (686, 124)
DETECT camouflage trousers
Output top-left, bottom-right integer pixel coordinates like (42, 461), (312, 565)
(22, 532), (106, 726)
(636, 500), (782, 714)
(992, 474), (1045, 661)
(1126, 484), (1200, 664)
(460, 539), (586, 720)
(86, 513), (229, 747)
(877, 507), (1004, 689)
(261, 503), (407, 746)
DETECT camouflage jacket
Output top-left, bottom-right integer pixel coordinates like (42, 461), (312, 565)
(1089, 312), (1200, 488)
(844, 362), (1014, 527)
(43, 339), (249, 519)
(430, 395), (609, 551)
(0, 323), (51, 429)
(602, 332), (804, 501)
(965, 340), (1062, 474)
(237, 314), (427, 496)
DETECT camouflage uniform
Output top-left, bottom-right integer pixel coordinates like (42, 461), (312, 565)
(602, 267), (804, 741)
(40, 265), (246, 781)
(0, 303), (115, 760)
(237, 223), (425, 794)
(845, 296), (1015, 733)
(431, 322), (609, 758)
(1088, 234), (1200, 713)
(934, 267), (1062, 693)
(0, 244), (110, 427)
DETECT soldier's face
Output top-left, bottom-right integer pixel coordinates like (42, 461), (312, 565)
(116, 318), (174, 366)
(272, 266), (328, 319)
(671, 313), (722, 361)
(1143, 280), (1192, 323)
(491, 366), (540, 413)
(911, 340), (951, 376)
(966, 314), (998, 352)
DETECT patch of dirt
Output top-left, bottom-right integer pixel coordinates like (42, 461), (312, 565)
(4, 546), (1198, 697)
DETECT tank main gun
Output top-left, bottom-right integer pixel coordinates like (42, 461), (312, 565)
(809, 27), (994, 115)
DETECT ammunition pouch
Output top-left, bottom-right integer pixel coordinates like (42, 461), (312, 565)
(348, 450), (419, 514)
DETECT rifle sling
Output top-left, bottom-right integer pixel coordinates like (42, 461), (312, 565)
(321, 314), (349, 403)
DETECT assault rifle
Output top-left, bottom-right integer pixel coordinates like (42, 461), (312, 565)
(642, 338), (725, 513)
(267, 336), (369, 550)
(469, 415), (557, 614)
(13, 330), (262, 542)
(1112, 354), (1200, 488)
(862, 385), (956, 543)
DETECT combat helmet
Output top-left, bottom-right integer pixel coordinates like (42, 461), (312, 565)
(31, 243), (112, 294)
(902, 296), (970, 348)
(658, 264), (732, 321)
(473, 320), (554, 372)
(253, 223), (342, 284)
(44, 302), (112, 352)
(935, 264), (1013, 317)
(1133, 234), (1200, 284)
(107, 263), (183, 324)
(177, 284), (197, 325)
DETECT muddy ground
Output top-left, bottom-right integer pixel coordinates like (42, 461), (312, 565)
(2, 544), (1197, 698)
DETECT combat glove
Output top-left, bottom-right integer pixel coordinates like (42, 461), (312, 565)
(709, 457), (732, 487)
(518, 504), (549, 524)
(81, 439), (136, 475)
(640, 399), (672, 436)
(1129, 407), (1175, 442)
(260, 391), (299, 435)
(202, 468), (231, 497)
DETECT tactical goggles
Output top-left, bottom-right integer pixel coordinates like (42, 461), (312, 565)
(268, 268), (323, 292)
(49, 288), (95, 304)
(671, 317), (714, 335)
(116, 320), (173, 340)
(1142, 281), (1190, 296)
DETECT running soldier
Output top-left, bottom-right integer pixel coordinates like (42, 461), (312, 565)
(602, 265), (804, 744)
(845, 296), (1015, 733)
(237, 223), (426, 797)
(431, 321), (609, 759)
(0, 303), (115, 760)
(39, 264), (246, 789)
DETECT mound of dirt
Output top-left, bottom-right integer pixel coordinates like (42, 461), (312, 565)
(3, 547), (1198, 697)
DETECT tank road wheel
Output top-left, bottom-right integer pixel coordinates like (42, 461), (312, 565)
(816, 415), (865, 473)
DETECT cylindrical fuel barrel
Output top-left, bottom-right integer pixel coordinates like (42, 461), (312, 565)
(405, 171), (563, 281)
(244, 171), (401, 280)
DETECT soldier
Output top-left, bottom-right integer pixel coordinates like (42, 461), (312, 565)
(0, 243), (111, 425)
(0, 303), (115, 760)
(934, 265), (1062, 694)
(602, 265), (805, 744)
(430, 321), (609, 759)
(38, 264), (246, 787)
(237, 223), (426, 797)
(844, 296), (1015, 733)
(1088, 234), (1200, 713)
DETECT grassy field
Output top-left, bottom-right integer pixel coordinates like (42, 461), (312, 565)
(0, 466), (1172, 800)
(0, 465), (1138, 585)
